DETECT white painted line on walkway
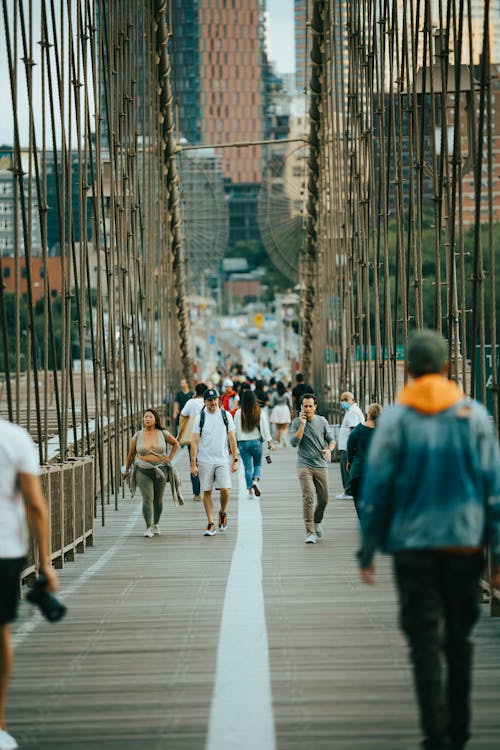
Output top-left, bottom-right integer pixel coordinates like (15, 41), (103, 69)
(12, 503), (142, 649)
(206, 466), (276, 750)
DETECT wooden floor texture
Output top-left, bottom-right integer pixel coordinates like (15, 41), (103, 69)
(9, 446), (500, 750)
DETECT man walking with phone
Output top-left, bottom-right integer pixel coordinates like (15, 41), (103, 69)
(290, 394), (336, 543)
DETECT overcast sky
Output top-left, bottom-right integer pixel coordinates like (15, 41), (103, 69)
(267, 0), (295, 74)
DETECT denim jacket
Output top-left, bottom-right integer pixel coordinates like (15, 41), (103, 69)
(357, 376), (500, 569)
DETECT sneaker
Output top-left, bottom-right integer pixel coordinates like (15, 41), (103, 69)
(152, 524), (161, 535)
(314, 523), (323, 538)
(0, 730), (18, 750)
(252, 480), (261, 497)
(305, 534), (317, 544)
(248, 488), (253, 497)
(144, 527), (154, 538)
(203, 522), (217, 536)
(335, 492), (353, 500)
(218, 511), (228, 531)
(193, 494), (201, 502)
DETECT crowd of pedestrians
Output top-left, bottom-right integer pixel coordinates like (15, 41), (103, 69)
(1, 331), (499, 750)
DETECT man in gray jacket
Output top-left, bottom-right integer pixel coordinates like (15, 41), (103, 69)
(290, 393), (336, 543)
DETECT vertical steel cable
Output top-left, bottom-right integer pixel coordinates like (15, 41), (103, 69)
(155, 0), (193, 381)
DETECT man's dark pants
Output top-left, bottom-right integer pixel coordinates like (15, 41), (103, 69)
(339, 449), (352, 493)
(393, 550), (483, 750)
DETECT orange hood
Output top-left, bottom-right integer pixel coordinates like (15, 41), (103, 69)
(397, 374), (465, 414)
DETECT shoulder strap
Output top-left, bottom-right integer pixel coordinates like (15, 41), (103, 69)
(199, 407), (206, 437)
(221, 409), (229, 432)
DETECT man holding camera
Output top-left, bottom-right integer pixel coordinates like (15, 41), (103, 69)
(290, 393), (336, 544)
(0, 418), (58, 750)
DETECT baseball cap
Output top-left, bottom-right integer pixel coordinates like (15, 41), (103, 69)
(203, 388), (219, 401)
(222, 378), (233, 388)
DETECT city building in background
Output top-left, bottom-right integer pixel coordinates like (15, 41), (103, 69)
(0, 149), (42, 257)
(167, 0), (268, 247)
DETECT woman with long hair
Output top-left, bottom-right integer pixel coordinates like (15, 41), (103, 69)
(346, 403), (382, 518)
(123, 408), (179, 537)
(233, 390), (273, 497)
(270, 380), (293, 447)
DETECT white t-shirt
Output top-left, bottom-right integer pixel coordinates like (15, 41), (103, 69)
(181, 397), (205, 418)
(338, 403), (364, 450)
(0, 418), (40, 558)
(193, 408), (235, 464)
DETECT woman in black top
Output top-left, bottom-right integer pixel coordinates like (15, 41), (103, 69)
(346, 403), (382, 518)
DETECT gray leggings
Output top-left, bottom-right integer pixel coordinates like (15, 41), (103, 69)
(135, 466), (167, 526)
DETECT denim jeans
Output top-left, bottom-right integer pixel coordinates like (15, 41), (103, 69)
(238, 439), (263, 490)
(187, 444), (200, 495)
(393, 550), (483, 750)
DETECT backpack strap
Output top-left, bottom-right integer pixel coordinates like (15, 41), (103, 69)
(199, 407), (228, 437)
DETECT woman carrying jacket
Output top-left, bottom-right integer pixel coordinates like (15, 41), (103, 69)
(234, 390), (273, 497)
(123, 408), (179, 537)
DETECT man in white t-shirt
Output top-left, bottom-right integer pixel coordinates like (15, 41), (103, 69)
(190, 389), (238, 536)
(179, 382), (206, 502)
(0, 418), (58, 750)
(336, 392), (364, 500)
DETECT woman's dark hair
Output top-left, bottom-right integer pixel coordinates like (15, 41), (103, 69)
(143, 408), (164, 430)
(276, 380), (287, 396)
(240, 390), (261, 432)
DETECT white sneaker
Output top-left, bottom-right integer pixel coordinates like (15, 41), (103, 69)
(152, 524), (160, 535)
(248, 488), (253, 497)
(305, 534), (317, 544)
(144, 527), (154, 538)
(314, 523), (323, 538)
(0, 730), (18, 750)
(335, 492), (353, 500)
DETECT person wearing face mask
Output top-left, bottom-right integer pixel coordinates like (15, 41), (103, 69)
(335, 391), (364, 500)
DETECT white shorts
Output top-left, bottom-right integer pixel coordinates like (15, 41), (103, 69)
(198, 462), (232, 492)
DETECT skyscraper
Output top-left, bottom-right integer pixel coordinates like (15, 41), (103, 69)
(168, 0), (268, 246)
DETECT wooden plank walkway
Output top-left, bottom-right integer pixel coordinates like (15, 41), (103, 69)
(9, 446), (500, 749)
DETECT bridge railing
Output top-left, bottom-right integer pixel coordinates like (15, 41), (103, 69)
(22, 457), (94, 582)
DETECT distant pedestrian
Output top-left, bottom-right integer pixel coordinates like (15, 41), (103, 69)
(346, 403), (382, 518)
(290, 394), (336, 543)
(234, 390), (273, 498)
(270, 381), (293, 446)
(357, 330), (500, 750)
(123, 409), (179, 537)
(0, 418), (59, 750)
(173, 378), (193, 433)
(335, 391), (364, 499)
(178, 383), (206, 501)
(190, 388), (238, 536)
(221, 378), (240, 416)
(291, 372), (313, 414)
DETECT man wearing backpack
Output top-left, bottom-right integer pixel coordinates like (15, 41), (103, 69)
(190, 388), (238, 536)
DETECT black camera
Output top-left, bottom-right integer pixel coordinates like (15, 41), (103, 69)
(265, 454), (272, 464)
(26, 574), (67, 622)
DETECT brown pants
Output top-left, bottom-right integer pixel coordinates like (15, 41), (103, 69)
(298, 466), (329, 535)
